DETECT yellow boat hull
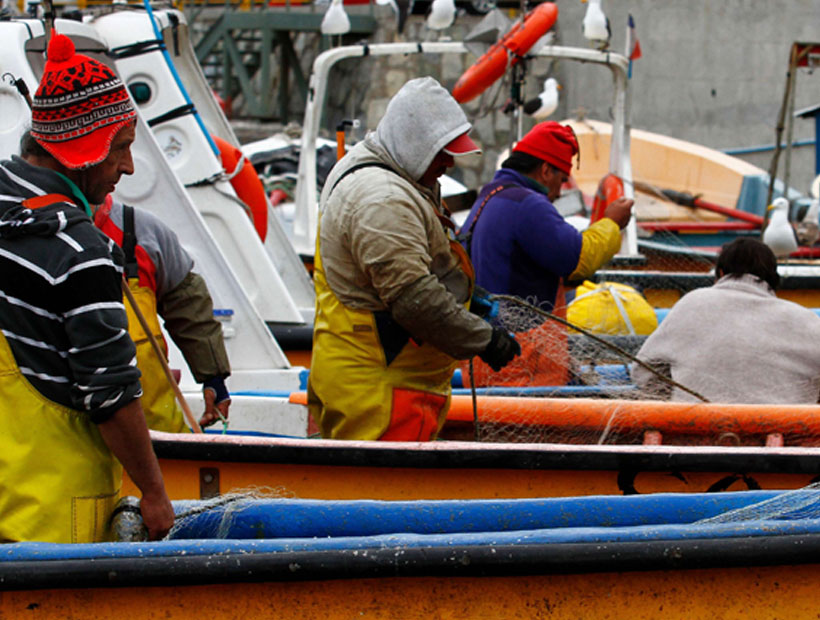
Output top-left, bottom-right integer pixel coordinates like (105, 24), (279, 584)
(125, 434), (820, 500)
(6, 563), (820, 619)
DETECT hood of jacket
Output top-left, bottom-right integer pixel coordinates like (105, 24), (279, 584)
(371, 77), (472, 182)
(0, 156), (90, 240)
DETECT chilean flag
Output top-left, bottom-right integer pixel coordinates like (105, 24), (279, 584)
(627, 14), (642, 59)
(626, 14), (642, 78)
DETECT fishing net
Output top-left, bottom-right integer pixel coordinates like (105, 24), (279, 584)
(112, 487), (296, 542)
(697, 482), (820, 525)
(237, 45), (820, 450)
(441, 257), (820, 448)
(437, 104), (820, 447)
(125, 486), (820, 543)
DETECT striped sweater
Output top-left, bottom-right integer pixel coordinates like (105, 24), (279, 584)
(0, 157), (141, 422)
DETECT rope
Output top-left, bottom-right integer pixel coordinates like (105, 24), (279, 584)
(121, 279), (204, 433)
(491, 293), (711, 403)
(567, 284), (637, 335)
(183, 173), (255, 220)
(468, 359), (479, 441)
(171, 493), (251, 523)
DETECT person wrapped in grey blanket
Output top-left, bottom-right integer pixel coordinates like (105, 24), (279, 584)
(632, 238), (820, 404)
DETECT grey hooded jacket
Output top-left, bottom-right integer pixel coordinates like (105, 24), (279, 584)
(318, 77), (491, 358)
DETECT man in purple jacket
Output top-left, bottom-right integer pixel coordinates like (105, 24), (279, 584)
(460, 121), (633, 310)
(458, 121), (633, 387)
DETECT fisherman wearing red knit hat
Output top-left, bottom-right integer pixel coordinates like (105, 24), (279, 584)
(0, 32), (173, 543)
(458, 121), (633, 388)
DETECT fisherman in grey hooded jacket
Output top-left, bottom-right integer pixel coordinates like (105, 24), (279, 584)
(308, 77), (520, 441)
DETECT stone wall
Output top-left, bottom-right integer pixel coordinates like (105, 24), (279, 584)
(290, 1), (820, 196)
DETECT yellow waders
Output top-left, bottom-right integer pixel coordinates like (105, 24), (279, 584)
(0, 332), (122, 543)
(124, 278), (187, 433)
(309, 246), (461, 441)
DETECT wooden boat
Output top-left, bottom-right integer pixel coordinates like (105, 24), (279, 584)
(564, 118), (820, 306)
(5, 492), (820, 618)
(123, 430), (820, 501)
(568, 118), (776, 229)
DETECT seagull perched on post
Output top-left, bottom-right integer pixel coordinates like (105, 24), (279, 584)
(796, 198), (820, 247)
(426, 0), (456, 31)
(762, 197), (799, 257)
(321, 0), (351, 36)
(523, 78), (561, 120)
(581, 0), (610, 51)
(375, 0), (414, 34)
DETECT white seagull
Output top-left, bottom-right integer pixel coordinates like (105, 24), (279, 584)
(321, 0), (351, 36)
(797, 198), (820, 247)
(762, 197), (798, 258)
(426, 0), (456, 31)
(581, 0), (610, 51)
(523, 77), (561, 119)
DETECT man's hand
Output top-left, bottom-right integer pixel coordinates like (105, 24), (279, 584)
(478, 327), (521, 371)
(200, 386), (231, 428)
(603, 197), (634, 229)
(97, 400), (174, 541)
(140, 489), (175, 540)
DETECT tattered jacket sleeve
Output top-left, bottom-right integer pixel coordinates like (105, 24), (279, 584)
(349, 195), (492, 360)
(569, 218), (622, 281)
(157, 271), (231, 383)
(391, 274), (492, 359)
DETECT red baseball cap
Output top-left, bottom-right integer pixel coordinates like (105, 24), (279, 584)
(443, 132), (482, 156)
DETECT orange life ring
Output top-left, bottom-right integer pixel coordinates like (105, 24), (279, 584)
(590, 173), (624, 224)
(212, 135), (268, 241)
(452, 2), (559, 103)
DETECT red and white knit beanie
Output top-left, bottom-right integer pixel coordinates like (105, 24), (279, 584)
(31, 33), (136, 170)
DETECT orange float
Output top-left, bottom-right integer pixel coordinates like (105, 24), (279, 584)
(444, 395), (820, 439)
(590, 173), (624, 223)
(452, 2), (559, 103)
(289, 391), (820, 443)
(212, 134), (268, 241)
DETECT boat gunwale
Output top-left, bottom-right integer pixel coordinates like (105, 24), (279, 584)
(150, 433), (820, 475)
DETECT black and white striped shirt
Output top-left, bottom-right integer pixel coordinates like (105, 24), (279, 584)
(0, 157), (141, 422)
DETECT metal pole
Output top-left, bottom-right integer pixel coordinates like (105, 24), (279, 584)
(121, 280), (204, 434)
(783, 52), (799, 201)
(768, 44), (799, 206)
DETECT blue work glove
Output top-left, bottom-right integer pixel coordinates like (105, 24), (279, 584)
(478, 327), (521, 371)
(471, 285), (499, 320)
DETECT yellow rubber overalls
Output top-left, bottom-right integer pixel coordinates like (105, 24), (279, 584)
(308, 170), (475, 441)
(120, 205), (186, 434)
(0, 194), (121, 543)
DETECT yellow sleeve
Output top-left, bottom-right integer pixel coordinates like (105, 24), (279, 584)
(568, 218), (622, 281)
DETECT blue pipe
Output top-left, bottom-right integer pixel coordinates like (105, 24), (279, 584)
(723, 138), (815, 156)
(141, 0), (220, 158)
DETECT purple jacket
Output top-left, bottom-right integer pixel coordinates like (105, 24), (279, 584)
(460, 168), (582, 310)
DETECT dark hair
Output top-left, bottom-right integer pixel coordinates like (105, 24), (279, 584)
(500, 151), (544, 174)
(716, 238), (780, 290)
(19, 130), (50, 159)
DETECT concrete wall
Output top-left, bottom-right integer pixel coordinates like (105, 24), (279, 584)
(313, 0), (820, 196)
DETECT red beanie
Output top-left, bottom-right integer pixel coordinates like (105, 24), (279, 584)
(31, 33), (136, 170)
(512, 121), (579, 175)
